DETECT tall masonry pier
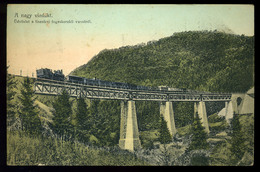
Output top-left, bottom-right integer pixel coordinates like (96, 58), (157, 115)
(119, 101), (141, 151)
(194, 101), (210, 134)
(160, 101), (177, 136)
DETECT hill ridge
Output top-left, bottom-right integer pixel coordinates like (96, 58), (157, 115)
(71, 30), (254, 93)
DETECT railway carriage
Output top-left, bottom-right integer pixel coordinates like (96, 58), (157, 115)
(68, 75), (85, 84)
(36, 68), (188, 93)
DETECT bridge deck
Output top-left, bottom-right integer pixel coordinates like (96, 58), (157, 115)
(34, 78), (232, 102)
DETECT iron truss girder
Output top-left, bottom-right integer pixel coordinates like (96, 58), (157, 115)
(34, 80), (232, 102)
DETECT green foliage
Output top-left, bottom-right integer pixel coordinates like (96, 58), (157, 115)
(159, 116), (172, 144)
(17, 77), (42, 136)
(85, 100), (121, 146)
(75, 97), (90, 143)
(210, 114), (254, 166)
(190, 151), (210, 166)
(75, 98), (88, 129)
(175, 149), (210, 166)
(160, 144), (171, 166)
(209, 121), (228, 135)
(7, 131), (148, 166)
(71, 31), (254, 93)
(71, 31), (254, 130)
(208, 113), (225, 123)
(174, 102), (194, 128)
(239, 114), (254, 161)
(230, 114), (245, 164)
(209, 141), (233, 166)
(136, 101), (160, 131)
(188, 112), (209, 151)
(208, 113), (228, 134)
(50, 90), (74, 141)
(139, 129), (160, 149)
(7, 67), (17, 130)
(177, 124), (192, 136)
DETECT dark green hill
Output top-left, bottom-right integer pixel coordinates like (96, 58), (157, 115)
(71, 31), (254, 93)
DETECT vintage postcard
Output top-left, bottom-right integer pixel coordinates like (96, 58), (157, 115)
(6, 4), (254, 166)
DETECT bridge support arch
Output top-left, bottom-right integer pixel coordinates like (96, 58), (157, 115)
(194, 101), (210, 134)
(119, 100), (141, 151)
(160, 101), (177, 137)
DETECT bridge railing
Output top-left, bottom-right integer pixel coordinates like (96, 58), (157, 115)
(34, 78), (232, 102)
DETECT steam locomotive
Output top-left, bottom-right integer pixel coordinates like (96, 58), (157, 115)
(36, 68), (187, 92)
(36, 68), (65, 81)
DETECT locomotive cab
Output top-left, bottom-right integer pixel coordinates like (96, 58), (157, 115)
(36, 68), (65, 81)
(36, 68), (53, 79)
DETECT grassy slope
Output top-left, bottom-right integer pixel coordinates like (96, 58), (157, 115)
(7, 131), (148, 166)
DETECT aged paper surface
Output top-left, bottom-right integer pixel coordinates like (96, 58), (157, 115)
(7, 4), (254, 166)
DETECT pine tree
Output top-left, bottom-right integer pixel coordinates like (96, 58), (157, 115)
(18, 77), (42, 136)
(51, 90), (74, 141)
(75, 97), (90, 143)
(158, 116), (172, 165)
(230, 114), (245, 164)
(188, 112), (209, 150)
(76, 97), (88, 130)
(89, 99), (100, 136)
(159, 116), (172, 144)
(7, 67), (17, 130)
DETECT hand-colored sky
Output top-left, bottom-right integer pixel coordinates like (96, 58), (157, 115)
(7, 4), (254, 76)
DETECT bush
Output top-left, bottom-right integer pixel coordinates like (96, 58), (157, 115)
(209, 121), (228, 135)
(190, 151), (210, 166)
(174, 149), (210, 166)
(208, 113), (225, 123)
(7, 131), (148, 166)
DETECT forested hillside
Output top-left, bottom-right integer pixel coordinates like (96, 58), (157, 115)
(71, 31), (254, 93)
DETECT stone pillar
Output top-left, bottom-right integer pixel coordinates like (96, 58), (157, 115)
(119, 101), (141, 151)
(225, 101), (234, 123)
(225, 101), (228, 116)
(194, 101), (210, 134)
(160, 101), (176, 137)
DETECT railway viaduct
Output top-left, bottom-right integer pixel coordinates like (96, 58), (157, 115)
(34, 78), (240, 151)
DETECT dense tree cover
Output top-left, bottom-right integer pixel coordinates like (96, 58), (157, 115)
(90, 100), (121, 146)
(72, 31), (254, 93)
(230, 114), (245, 165)
(17, 77), (42, 136)
(71, 31), (254, 128)
(50, 90), (74, 141)
(75, 97), (90, 144)
(7, 66), (17, 130)
(136, 101), (160, 131)
(174, 102), (194, 128)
